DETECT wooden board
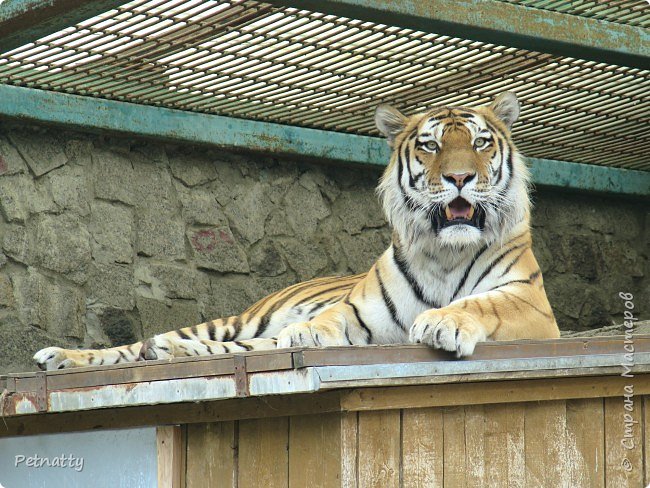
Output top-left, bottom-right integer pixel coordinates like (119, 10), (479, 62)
(604, 396), (644, 487)
(357, 410), (401, 488)
(157, 425), (186, 488)
(401, 407), (444, 488)
(289, 413), (342, 487)
(238, 417), (289, 488)
(186, 422), (236, 488)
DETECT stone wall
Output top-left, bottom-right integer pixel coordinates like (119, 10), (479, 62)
(0, 123), (647, 372)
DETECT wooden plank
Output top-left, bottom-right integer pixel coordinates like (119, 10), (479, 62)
(483, 403), (525, 487)
(341, 412), (359, 488)
(565, 398), (605, 488)
(0, 391), (343, 438)
(341, 374), (650, 411)
(46, 358), (235, 390)
(442, 406), (466, 488)
(238, 417), (289, 488)
(186, 422), (236, 488)
(296, 336), (650, 367)
(401, 408), (444, 488)
(524, 400), (567, 487)
(645, 396), (650, 486)
(289, 413), (341, 487)
(157, 425), (186, 488)
(604, 396), (644, 487)
(464, 405), (486, 485)
(357, 410), (401, 488)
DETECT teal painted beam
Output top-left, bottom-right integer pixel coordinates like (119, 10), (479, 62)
(0, 84), (648, 197)
(0, 0), (125, 53)
(268, 0), (649, 69)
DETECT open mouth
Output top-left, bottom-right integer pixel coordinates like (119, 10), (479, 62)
(431, 197), (486, 232)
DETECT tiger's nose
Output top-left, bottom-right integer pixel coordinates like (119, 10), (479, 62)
(443, 172), (476, 189)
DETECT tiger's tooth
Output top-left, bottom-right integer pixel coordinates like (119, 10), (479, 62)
(468, 206), (475, 219)
(445, 207), (453, 220)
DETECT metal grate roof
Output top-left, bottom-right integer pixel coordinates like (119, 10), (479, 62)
(0, 0), (648, 170)
(497, 0), (650, 28)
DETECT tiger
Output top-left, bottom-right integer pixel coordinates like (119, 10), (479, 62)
(34, 91), (560, 371)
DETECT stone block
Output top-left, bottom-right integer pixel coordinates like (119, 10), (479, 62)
(169, 152), (218, 186)
(0, 273), (14, 307)
(136, 262), (210, 300)
(0, 322), (68, 373)
(0, 136), (28, 175)
(89, 263), (135, 310)
(250, 240), (287, 277)
(136, 205), (186, 259)
(0, 174), (54, 222)
(47, 164), (90, 216)
(332, 190), (386, 235)
(338, 229), (390, 274)
(137, 296), (201, 338)
(283, 175), (331, 235)
(187, 226), (249, 273)
(2, 224), (32, 265)
(93, 148), (137, 205)
(34, 214), (91, 284)
(100, 308), (139, 346)
(277, 237), (328, 280)
(175, 182), (228, 226)
(223, 181), (272, 243)
(8, 130), (67, 176)
(90, 200), (134, 264)
(204, 274), (264, 319)
(11, 267), (85, 338)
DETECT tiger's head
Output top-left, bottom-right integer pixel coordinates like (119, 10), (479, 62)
(376, 92), (530, 250)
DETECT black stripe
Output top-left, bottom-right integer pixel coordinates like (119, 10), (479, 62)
(177, 329), (191, 340)
(223, 344), (230, 353)
(495, 137), (505, 184)
(346, 299), (372, 342)
(470, 243), (528, 293)
(376, 266), (405, 330)
(190, 325), (199, 338)
(499, 246), (529, 277)
(208, 321), (217, 341)
(451, 243), (490, 301)
(392, 245), (439, 308)
(235, 341), (253, 351)
(254, 278), (354, 337)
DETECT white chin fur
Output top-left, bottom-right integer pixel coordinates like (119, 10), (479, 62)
(437, 225), (483, 247)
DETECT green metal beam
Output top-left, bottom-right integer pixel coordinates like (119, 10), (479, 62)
(0, 0), (125, 53)
(0, 84), (648, 197)
(269, 0), (649, 69)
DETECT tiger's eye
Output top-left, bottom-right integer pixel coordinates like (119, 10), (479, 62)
(424, 141), (439, 152)
(474, 137), (489, 149)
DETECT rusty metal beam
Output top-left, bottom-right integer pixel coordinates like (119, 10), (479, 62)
(1, 84), (648, 196)
(0, 0), (125, 53)
(270, 0), (649, 69)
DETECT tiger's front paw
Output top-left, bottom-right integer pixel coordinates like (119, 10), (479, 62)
(33, 347), (80, 371)
(409, 309), (486, 357)
(276, 322), (345, 349)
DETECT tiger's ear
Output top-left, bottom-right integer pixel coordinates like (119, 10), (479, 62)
(375, 104), (408, 146)
(490, 92), (520, 129)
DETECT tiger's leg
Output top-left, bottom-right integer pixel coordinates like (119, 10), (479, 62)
(276, 298), (369, 348)
(34, 315), (249, 370)
(410, 282), (559, 357)
(139, 336), (277, 360)
(34, 342), (143, 371)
